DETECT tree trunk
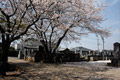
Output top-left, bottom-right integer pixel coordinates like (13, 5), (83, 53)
(44, 48), (52, 62)
(43, 46), (54, 63)
(0, 41), (10, 76)
(40, 40), (50, 62)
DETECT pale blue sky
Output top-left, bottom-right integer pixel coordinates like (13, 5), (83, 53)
(61, 0), (120, 51)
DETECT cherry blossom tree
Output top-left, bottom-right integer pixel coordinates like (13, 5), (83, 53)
(30, 0), (110, 61)
(0, 0), (110, 75)
(0, 0), (44, 75)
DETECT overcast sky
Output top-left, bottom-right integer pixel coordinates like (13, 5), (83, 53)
(61, 0), (120, 51)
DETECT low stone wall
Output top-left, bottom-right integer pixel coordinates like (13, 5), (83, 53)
(87, 56), (113, 61)
(26, 56), (35, 62)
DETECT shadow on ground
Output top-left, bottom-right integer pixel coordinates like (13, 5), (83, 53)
(0, 61), (114, 80)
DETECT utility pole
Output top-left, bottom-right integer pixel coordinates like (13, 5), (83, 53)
(96, 35), (100, 52)
(101, 36), (105, 51)
(101, 36), (105, 60)
(96, 34), (100, 57)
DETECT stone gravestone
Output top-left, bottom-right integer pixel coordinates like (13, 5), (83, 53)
(35, 46), (44, 62)
(111, 42), (120, 67)
(113, 42), (120, 60)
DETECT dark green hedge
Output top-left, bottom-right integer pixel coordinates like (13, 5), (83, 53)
(8, 51), (18, 57)
(0, 50), (18, 57)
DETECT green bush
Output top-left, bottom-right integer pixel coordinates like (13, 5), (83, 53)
(9, 47), (15, 51)
(0, 47), (18, 57)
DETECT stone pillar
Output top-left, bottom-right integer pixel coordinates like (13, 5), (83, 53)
(23, 49), (26, 60)
(111, 42), (120, 67)
(113, 42), (120, 60)
(18, 51), (22, 59)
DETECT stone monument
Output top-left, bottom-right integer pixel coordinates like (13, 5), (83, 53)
(111, 42), (120, 67)
(113, 42), (120, 60)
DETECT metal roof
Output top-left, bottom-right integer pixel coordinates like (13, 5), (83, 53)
(71, 46), (93, 51)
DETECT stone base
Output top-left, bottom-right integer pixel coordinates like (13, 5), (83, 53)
(26, 56), (35, 62)
(89, 57), (94, 61)
(118, 61), (120, 67)
(87, 56), (98, 61)
(108, 59), (120, 67)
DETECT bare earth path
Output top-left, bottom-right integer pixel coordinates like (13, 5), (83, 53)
(0, 57), (120, 80)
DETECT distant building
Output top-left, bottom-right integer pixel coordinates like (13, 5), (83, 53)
(16, 39), (41, 50)
(59, 48), (74, 54)
(71, 46), (94, 57)
(17, 39), (42, 60)
(57, 48), (80, 62)
(17, 39), (58, 61)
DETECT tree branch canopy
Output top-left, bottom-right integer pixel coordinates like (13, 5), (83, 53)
(0, 0), (110, 54)
(0, 0), (44, 43)
(27, 0), (110, 54)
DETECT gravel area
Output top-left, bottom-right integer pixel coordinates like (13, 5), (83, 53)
(0, 57), (120, 80)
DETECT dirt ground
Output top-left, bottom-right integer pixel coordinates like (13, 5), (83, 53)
(0, 57), (120, 80)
